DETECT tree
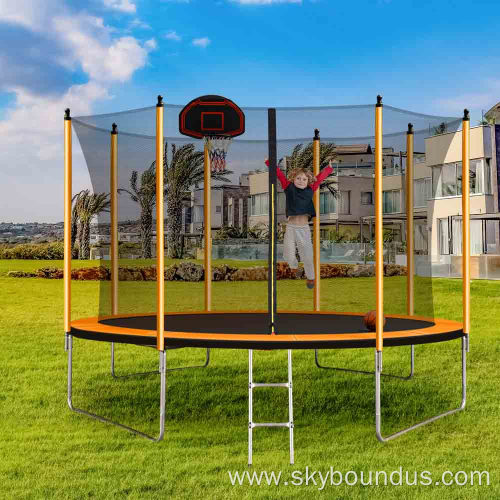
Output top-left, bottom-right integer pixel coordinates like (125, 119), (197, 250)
(74, 190), (110, 259)
(119, 167), (157, 259)
(121, 142), (230, 259)
(70, 190), (86, 256)
(432, 122), (447, 135)
(164, 143), (230, 258)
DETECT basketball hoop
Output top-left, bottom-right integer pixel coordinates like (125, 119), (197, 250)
(205, 135), (232, 173)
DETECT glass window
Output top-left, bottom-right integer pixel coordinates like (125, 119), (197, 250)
(383, 190), (401, 213)
(250, 194), (270, 216)
(452, 218), (483, 255)
(485, 220), (498, 254)
(320, 191), (336, 214)
(485, 160), (492, 194)
(432, 166), (442, 198)
(442, 164), (457, 196)
(339, 191), (350, 215)
(361, 191), (373, 205)
(414, 178), (431, 207)
(439, 218), (449, 255)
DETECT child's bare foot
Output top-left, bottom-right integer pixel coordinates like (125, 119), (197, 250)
(306, 279), (315, 289)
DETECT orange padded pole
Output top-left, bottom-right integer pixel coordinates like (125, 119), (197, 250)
(406, 124), (414, 316)
(64, 109), (72, 333)
(110, 124), (118, 316)
(375, 96), (384, 352)
(462, 110), (470, 334)
(313, 129), (321, 311)
(156, 96), (165, 351)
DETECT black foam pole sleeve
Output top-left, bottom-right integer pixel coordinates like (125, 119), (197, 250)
(268, 108), (277, 333)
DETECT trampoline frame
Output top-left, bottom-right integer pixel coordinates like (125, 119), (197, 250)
(63, 98), (472, 462)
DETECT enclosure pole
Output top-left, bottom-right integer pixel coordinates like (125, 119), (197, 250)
(462, 110), (470, 334)
(204, 141), (212, 311)
(268, 108), (277, 331)
(156, 96), (165, 351)
(406, 124), (414, 316)
(110, 124), (119, 315)
(375, 96), (384, 353)
(64, 109), (72, 334)
(313, 129), (321, 311)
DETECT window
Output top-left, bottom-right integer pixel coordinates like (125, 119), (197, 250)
(361, 191), (373, 205)
(414, 178), (431, 207)
(250, 193), (268, 216)
(383, 190), (401, 213)
(239, 198), (244, 227)
(339, 191), (350, 215)
(215, 206), (222, 214)
(432, 159), (490, 198)
(451, 219), (483, 255)
(320, 190), (336, 214)
(439, 218), (449, 255)
(193, 206), (204, 223)
(228, 198), (233, 227)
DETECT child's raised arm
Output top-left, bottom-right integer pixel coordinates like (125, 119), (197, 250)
(265, 159), (290, 189)
(310, 163), (334, 192)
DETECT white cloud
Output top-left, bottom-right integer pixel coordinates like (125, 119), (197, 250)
(144, 38), (157, 50)
(0, 1), (156, 222)
(192, 37), (211, 48)
(0, 0), (60, 30)
(130, 18), (152, 29)
(53, 14), (150, 82)
(164, 30), (182, 41)
(102, 0), (137, 13)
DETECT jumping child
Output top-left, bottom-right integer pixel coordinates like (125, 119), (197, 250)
(265, 158), (333, 288)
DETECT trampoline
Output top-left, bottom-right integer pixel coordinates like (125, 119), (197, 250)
(71, 312), (463, 349)
(64, 95), (471, 464)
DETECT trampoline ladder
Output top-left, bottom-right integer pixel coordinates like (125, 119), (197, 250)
(248, 349), (294, 465)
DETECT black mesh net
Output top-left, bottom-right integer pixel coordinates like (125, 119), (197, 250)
(72, 100), (462, 330)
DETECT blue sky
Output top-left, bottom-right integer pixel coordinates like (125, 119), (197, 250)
(1, 0), (499, 222)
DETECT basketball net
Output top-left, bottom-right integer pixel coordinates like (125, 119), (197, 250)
(205, 135), (232, 173)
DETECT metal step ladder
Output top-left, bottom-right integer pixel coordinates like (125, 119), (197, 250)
(248, 349), (294, 465)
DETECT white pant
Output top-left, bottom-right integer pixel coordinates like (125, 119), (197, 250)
(283, 223), (314, 280)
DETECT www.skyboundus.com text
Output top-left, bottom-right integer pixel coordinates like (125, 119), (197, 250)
(228, 468), (490, 490)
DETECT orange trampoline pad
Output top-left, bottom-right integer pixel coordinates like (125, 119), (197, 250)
(71, 312), (464, 350)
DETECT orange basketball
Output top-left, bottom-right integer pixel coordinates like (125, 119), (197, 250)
(363, 310), (386, 331)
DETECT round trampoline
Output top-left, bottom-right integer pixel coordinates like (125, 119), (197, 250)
(63, 95), (471, 463)
(71, 312), (463, 349)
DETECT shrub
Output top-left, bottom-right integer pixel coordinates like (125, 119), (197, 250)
(0, 242), (68, 260)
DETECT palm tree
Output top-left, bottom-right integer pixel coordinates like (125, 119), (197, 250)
(121, 142), (230, 259)
(285, 141), (338, 197)
(165, 143), (230, 258)
(70, 190), (86, 256)
(432, 122), (447, 135)
(119, 167), (157, 259)
(74, 190), (111, 259)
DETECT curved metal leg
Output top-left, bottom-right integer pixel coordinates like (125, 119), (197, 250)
(375, 335), (467, 442)
(67, 334), (166, 441)
(111, 343), (210, 378)
(315, 345), (414, 380)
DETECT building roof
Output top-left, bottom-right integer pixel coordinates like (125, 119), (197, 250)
(331, 144), (372, 155)
(484, 102), (500, 122)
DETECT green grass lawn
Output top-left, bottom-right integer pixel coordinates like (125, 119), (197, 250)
(0, 259), (499, 499)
